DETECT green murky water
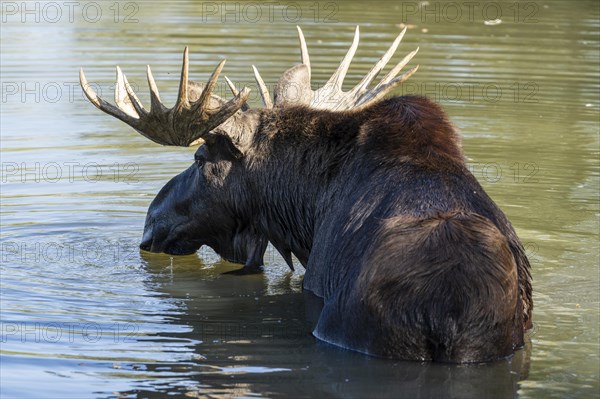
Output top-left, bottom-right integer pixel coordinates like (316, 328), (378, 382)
(1, 1), (598, 398)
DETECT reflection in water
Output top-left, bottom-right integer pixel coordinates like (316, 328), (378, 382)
(1, 0), (598, 398)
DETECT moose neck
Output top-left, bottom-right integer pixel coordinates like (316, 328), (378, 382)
(243, 106), (368, 263)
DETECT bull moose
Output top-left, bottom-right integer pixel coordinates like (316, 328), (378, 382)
(80, 26), (532, 363)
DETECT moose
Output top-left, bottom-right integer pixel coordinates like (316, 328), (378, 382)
(80, 26), (532, 363)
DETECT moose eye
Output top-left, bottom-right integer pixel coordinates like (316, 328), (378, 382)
(194, 156), (205, 167)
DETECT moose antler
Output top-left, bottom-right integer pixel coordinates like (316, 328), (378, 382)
(79, 47), (251, 146)
(258, 26), (419, 111)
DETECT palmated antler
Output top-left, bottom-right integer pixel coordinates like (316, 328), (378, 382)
(257, 26), (419, 111)
(79, 47), (250, 146)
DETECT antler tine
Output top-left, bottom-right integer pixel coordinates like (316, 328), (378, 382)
(116, 66), (147, 118)
(351, 27), (407, 96)
(374, 46), (419, 89)
(357, 65), (419, 108)
(296, 25), (311, 80)
(224, 76), (237, 94)
(79, 67), (140, 126)
(176, 46), (190, 109)
(325, 25), (360, 89)
(224, 76), (250, 111)
(354, 47), (419, 108)
(252, 65), (273, 109)
(146, 65), (165, 112)
(115, 66), (140, 118)
(187, 85), (251, 146)
(207, 86), (252, 131)
(195, 59), (226, 112)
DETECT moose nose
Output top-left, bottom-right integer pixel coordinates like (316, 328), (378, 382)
(140, 226), (155, 251)
(139, 238), (152, 251)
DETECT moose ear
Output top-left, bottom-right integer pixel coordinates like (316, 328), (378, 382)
(205, 130), (244, 160)
(274, 64), (313, 107)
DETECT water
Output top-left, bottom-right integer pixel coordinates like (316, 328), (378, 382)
(1, 0), (598, 398)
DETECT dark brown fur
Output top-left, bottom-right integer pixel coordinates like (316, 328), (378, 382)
(314, 212), (521, 362)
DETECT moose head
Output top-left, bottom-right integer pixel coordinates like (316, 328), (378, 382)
(79, 26), (418, 272)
